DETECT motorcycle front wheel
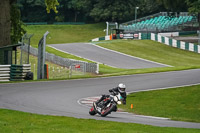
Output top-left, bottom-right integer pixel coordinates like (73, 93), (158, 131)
(89, 106), (97, 115)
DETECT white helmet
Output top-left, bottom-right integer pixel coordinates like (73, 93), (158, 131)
(118, 83), (126, 93)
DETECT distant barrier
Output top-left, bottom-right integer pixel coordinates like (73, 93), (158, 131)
(91, 32), (199, 54)
(91, 36), (111, 42)
(24, 45), (98, 74)
(10, 64), (31, 81)
(0, 64), (32, 82)
(150, 33), (200, 53)
(25, 22), (85, 25)
(53, 22), (85, 25)
(25, 22), (47, 25)
(0, 65), (11, 82)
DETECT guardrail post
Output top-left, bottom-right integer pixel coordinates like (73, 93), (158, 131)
(37, 31), (49, 80)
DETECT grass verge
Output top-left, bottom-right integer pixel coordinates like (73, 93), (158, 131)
(119, 84), (200, 123)
(96, 40), (200, 67)
(41, 39), (200, 77)
(16, 50), (94, 80)
(25, 25), (200, 78)
(25, 23), (105, 48)
(0, 109), (200, 133)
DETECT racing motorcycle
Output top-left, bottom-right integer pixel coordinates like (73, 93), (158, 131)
(89, 93), (123, 117)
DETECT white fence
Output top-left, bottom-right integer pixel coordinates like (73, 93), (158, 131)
(150, 33), (200, 53)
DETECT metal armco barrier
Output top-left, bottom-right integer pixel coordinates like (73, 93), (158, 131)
(10, 64), (31, 81)
(0, 65), (11, 82)
(24, 44), (98, 74)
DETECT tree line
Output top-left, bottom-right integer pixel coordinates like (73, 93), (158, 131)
(0, 0), (200, 47)
(17, 0), (199, 23)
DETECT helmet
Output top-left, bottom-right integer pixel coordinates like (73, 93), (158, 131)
(118, 83), (126, 93)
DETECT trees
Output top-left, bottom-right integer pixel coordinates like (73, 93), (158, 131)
(18, 0), (47, 22)
(138, 0), (163, 17)
(156, 0), (188, 12)
(45, 0), (59, 13)
(186, 0), (200, 15)
(10, 4), (26, 44)
(90, 0), (140, 22)
(186, 0), (200, 29)
(0, 0), (12, 47)
(67, 0), (91, 22)
(0, 0), (59, 47)
(0, 0), (200, 48)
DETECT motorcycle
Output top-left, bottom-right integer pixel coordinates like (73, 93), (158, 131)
(89, 93), (123, 117)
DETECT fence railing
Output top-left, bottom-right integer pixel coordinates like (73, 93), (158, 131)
(22, 44), (98, 74)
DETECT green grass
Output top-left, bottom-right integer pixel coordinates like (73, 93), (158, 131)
(16, 50), (94, 80)
(97, 40), (200, 67)
(25, 23), (105, 48)
(0, 109), (200, 133)
(93, 39), (200, 76)
(2, 25), (200, 132)
(25, 24), (200, 77)
(46, 46), (93, 63)
(119, 84), (200, 123)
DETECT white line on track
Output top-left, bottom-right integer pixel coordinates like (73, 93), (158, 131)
(89, 43), (172, 67)
(132, 114), (170, 120)
(48, 43), (172, 68)
(47, 45), (117, 68)
(127, 82), (200, 94)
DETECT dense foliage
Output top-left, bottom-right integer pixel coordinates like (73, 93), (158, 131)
(10, 4), (26, 44)
(16, 0), (199, 23)
(7, 0), (200, 45)
(45, 0), (59, 13)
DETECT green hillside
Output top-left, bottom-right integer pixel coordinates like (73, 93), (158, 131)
(25, 23), (105, 47)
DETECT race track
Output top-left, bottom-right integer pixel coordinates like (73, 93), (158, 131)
(49, 43), (170, 69)
(1, 69), (200, 128)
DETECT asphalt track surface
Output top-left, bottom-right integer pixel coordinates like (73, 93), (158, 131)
(1, 69), (200, 128)
(49, 43), (170, 69)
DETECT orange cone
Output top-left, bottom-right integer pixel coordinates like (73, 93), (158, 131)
(131, 104), (133, 109)
(110, 34), (112, 40)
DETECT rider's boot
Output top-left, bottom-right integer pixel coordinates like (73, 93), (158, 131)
(113, 106), (117, 112)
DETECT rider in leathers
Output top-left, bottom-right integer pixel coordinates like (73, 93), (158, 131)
(95, 83), (127, 111)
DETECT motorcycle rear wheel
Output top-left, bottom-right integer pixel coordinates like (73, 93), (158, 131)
(100, 104), (115, 117)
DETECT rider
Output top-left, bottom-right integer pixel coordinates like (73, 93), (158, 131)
(94, 83), (127, 111)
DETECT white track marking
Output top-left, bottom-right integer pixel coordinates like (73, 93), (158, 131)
(48, 45), (117, 68)
(127, 82), (200, 94)
(48, 43), (172, 68)
(133, 114), (169, 120)
(89, 43), (172, 67)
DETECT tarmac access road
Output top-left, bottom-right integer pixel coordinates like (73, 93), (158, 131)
(49, 43), (170, 69)
(0, 69), (200, 128)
